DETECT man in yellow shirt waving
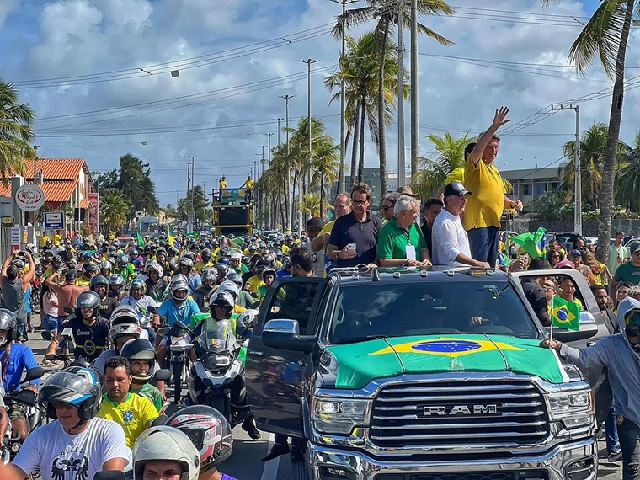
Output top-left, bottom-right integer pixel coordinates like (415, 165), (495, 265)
(98, 356), (158, 447)
(464, 106), (522, 268)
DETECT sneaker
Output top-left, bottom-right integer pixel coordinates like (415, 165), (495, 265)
(608, 451), (622, 462)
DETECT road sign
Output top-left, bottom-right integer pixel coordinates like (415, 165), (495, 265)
(10, 226), (20, 249)
(43, 211), (65, 230)
(15, 184), (45, 211)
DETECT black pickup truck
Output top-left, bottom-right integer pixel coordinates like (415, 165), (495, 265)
(246, 267), (600, 480)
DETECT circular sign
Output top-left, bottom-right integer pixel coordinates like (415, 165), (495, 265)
(15, 184), (45, 211)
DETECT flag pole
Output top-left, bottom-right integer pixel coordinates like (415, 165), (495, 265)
(550, 294), (553, 342)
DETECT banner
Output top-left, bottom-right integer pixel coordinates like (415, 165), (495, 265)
(88, 193), (99, 233)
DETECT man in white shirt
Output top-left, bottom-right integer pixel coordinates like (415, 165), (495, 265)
(431, 182), (490, 268)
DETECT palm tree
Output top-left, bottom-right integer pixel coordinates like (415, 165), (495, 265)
(334, 0), (453, 195)
(616, 130), (640, 211)
(100, 189), (130, 233)
(411, 132), (473, 197)
(300, 194), (321, 217)
(559, 123), (629, 210)
(542, 0), (637, 262)
(311, 139), (340, 217)
(0, 80), (35, 180)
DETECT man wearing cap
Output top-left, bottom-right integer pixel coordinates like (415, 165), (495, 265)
(431, 182), (490, 268)
(463, 107), (523, 267)
(377, 195), (431, 267)
(611, 242), (640, 306)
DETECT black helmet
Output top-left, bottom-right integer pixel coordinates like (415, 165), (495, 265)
(167, 405), (233, 471)
(38, 368), (102, 422)
(226, 272), (243, 289)
(200, 248), (212, 262)
(90, 275), (109, 289)
(75, 291), (101, 319)
(52, 255), (63, 268)
(83, 263), (99, 274)
(121, 338), (156, 382)
(201, 267), (218, 284)
(64, 268), (77, 281)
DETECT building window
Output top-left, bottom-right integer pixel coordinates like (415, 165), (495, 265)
(535, 182), (547, 195)
(551, 182), (559, 190)
(513, 184), (519, 195)
(523, 184), (532, 195)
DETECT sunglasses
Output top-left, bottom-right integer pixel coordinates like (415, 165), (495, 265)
(352, 200), (367, 206)
(381, 205), (394, 211)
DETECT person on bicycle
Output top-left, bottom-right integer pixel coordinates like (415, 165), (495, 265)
(167, 405), (238, 480)
(132, 425), (200, 480)
(11, 367), (128, 480)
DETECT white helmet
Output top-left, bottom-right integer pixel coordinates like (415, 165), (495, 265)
(217, 280), (239, 299)
(237, 308), (259, 329)
(133, 425), (200, 480)
(146, 262), (164, 277)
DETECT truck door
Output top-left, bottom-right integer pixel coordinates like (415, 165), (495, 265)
(245, 277), (326, 437)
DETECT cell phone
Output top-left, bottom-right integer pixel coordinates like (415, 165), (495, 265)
(347, 243), (356, 253)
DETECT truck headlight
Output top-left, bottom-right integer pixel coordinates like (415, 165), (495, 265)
(311, 397), (371, 435)
(546, 390), (594, 429)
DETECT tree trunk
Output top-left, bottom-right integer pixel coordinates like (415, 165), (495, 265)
(351, 101), (361, 188)
(359, 94), (366, 184)
(320, 172), (325, 219)
(292, 171), (298, 226)
(378, 17), (390, 196)
(597, 0), (634, 263)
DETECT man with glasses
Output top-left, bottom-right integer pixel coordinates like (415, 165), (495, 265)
(612, 242), (640, 307)
(377, 195), (431, 267)
(542, 307), (640, 477)
(328, 184), (382, 268)
(431, 182), (489, 268)
(380, 193), (400, 223)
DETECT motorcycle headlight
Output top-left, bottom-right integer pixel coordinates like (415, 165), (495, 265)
(311, 397), (371, 435)
(215, 354), (231, 367)
(546, 389), (594, 429)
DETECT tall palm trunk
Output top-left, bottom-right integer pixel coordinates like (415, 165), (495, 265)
(292, 171), (298, 224)
(359, 93), (366, 183)
(378, 17), (391, 196)
(351, 101), (361, 188)
(597, 0), (634, 263)
(320, 171), (325, 219)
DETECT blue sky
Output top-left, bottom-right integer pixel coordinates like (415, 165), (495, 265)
(1, 0), (638, 206)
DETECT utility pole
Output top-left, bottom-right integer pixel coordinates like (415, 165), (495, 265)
(410, 0), (419, 176)
(397, 0), (406, 188)
(301, 59), (316, 232)
(280, 95), (295, 232)
(265, 132), (274, 164)
(33, 145), (40, 184)
(190, 156), (196, 232)
(276, 118), (282, 146)
(185, 163), (191, 233)
(552, 103), (581, 235)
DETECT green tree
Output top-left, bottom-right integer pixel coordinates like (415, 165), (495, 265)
(0, 80), (35, 180)
(93, 169), (119, 196)
(100, 189), (130, 232)
(300, 193), (321, 217)
(411, 132), (473, 197)
(118, 153), (160, 222)
(616, 130), (640, 211)
(164, 204), (179, 219)
(177, 185), (209, 229)
(542, 0), (637, 262)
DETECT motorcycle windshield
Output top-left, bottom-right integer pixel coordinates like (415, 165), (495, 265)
(201, 319), (237, 354)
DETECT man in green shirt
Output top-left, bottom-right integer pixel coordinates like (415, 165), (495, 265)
(377, 195), (431, 267)
(612, 241), (640, 306)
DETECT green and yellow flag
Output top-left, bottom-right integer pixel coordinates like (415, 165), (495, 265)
(551, 296), (580, 331)
(136, 232), (144, 247)
(511, 227), (547, 259)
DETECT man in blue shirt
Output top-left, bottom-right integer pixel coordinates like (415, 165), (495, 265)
(156, 275), (199, 366)
(0, 310), (39, 441)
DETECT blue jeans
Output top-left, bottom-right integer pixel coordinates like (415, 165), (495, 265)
(618, 417), (640, 479)
(467, 226), (500, 267)
(607, 409), (621, 455)
(44, 314), (61, 333)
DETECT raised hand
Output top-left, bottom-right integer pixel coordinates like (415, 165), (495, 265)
(492, 106), (510, 127)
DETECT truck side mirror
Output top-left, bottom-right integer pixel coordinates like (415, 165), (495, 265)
(262, 319), (315, 353)
(545, 311), (599, 342)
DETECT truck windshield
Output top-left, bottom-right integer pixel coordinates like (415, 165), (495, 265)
(329, 280), (538, 344)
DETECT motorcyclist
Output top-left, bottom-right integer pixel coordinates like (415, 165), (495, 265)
(156, 275), (200, 365)
(144, 262), (169, 302)
(108, 273), (126, 301)
(179, 257), (201, 294)
(0, 309), (39, 441)
(167, 405), (238, 480)
(132, 425), (200, 480)
(194, 248), (214, 273)
(192, 267), (218, 312)
(121, 339), (164, 412)
(76, 262), (99, 287)
(129, 248), (144, 273)
(115, 253), (135, 285)
(92, 305), (144, 373)
(543, 307), (640, 477)
(11, 367), (128, 479)
(91, 274), (118, 320)
(120, 278), (160, 345)
(226, 272), (254, 309)
(257, 267), (277, 301)
(216, 280), (247, 314)
(99, 259), (112, 277)
(189, 290), (260, 440)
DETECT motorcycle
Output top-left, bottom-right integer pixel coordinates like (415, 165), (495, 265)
(187, 317), (246, 426)
(164, 321), (193, 406)
(2, 366), (46, 461)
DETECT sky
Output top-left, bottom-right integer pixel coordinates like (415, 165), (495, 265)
(1, 0), (639, 207)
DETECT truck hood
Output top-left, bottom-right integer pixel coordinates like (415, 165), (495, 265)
(322, 334), (566, 390)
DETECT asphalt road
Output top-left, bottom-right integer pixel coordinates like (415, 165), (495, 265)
(26, 313), (620, 479)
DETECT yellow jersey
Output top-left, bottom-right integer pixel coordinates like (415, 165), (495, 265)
(220, 180), (228, 189)
(462, 158), (505, 230)
(246, 275), (264, 293)
(98, 393), (158, 447)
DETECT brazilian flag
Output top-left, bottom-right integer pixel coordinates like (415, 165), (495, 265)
(551, 296), (580, 331)
(511, 227), (547, 259)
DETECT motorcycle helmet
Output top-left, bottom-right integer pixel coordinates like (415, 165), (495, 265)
(214, 263), (229, 280)
(11, 258), (25, 269)
(38, 368), (102, 423)
(170, 274), (190, 301)
(109, 274), (125, 291)
(226, 272), (244, 290)
(237, 308), (259, 330)
(108, 245), (117, 255)
(83, 263), (99, 274)
(89, 275), (109, 292)
(179, 257), (194, 270)
(132, 426), (200, 480)
(167, 405), (233, 471)
(129, 249), (139, 258)
(200, 248), (212, 262)
(209, 291), (235, 319)
(201, 267), (218, 285)
(262, 267), (277, 280)
(75, 291), (101, 319)
(52, 255), (63, 269)
(64, 268), (78, 282)
(130, 278), (146, 295)
(146, 262), (164, 278)
(0, 309), (16, 345)
(217, 280), (239, 300)
(100, 260), (111, 271)
(121, 338), (156, 382)
(109, 305), (141, 327)
(117, 253), (128, 268)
